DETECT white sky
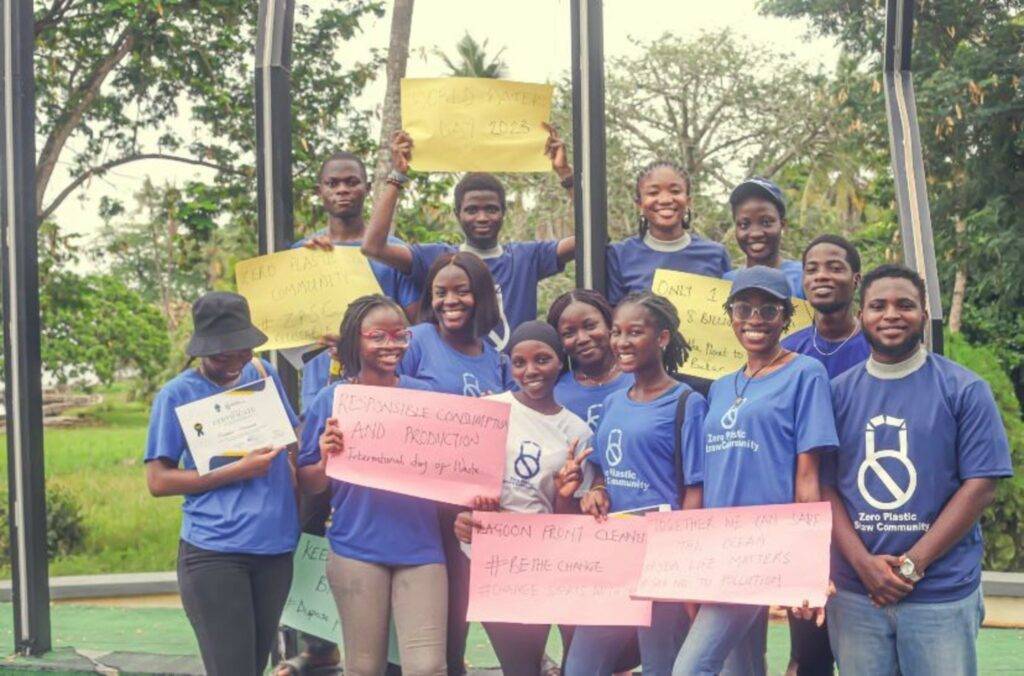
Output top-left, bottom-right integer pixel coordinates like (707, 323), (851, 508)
(50, 0), (839, 257)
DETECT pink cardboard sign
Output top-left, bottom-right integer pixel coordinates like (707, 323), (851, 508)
(326, 384), (509, 506)
(467, 512), (652, 626)
(633, 502), (832, 608)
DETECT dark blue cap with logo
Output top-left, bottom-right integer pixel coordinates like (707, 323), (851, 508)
(727, 265), (791, 302)
(729, 177), (786, 218)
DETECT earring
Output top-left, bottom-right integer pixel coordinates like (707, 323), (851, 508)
(637, 213), (649, 233)
(683, 208), (693, 229)
(566, 354), (575, 373)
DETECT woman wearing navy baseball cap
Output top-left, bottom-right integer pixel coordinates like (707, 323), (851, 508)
(674, 267), (836, 675)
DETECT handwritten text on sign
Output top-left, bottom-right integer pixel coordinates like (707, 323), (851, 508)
(652, 269), (813, 380)
(401, 78), (553, 173)
(235, 247), (383, 351)
(327, 385), (509, 506)
(281, 534), (401, 663)
(633, 502), (832, 608)
(467, 513), (652, 626)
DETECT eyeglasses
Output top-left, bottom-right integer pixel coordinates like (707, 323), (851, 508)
(360, 329), (412, 346)
(727, 302), (784, 322)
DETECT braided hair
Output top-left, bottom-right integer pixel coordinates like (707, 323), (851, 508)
(617, 291), (691, 373)
(336, 294), (407, 377)
(634, 160), (692, 237)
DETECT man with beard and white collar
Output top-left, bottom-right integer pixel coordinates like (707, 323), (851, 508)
(783, 234), (871, 379)
(825, 264), (1012, 676)
(362, 128), (575, 352)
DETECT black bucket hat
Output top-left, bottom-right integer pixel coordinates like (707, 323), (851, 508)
(186, 292), (268, 357)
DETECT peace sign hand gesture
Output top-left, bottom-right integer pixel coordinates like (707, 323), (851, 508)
(555, 437), (592, 498)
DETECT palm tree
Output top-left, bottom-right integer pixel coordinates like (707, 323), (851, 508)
(437, 33), (508, 79)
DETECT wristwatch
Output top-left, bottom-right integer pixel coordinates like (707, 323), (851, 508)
(386, 169), (410, 188)
(898, 555), (923, 582)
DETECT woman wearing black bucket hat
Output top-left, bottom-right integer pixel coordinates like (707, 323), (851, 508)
(144, 291), (301, 676)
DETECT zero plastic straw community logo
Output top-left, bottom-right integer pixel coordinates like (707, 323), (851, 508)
(514, 441), (542, 480)
(857, 415), (917, 510)
(462, 372), (482, 397)
(585, 403), (602, 431)
(605, 429), (624, 467)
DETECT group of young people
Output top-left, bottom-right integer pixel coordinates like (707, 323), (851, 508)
(144, 128), (1012, 676)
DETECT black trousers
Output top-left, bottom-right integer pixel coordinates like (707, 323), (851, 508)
(178, 540), (293, 676)
(787, 609), (835, 675)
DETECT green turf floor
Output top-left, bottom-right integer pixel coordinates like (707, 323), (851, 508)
(0, 603), (1020, 673)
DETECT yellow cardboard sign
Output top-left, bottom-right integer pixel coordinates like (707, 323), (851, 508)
(652, 269), (814, 380)
(401, 77), (553, 172)
(235, 247), (384, 352)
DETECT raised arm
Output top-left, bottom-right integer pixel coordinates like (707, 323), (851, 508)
(361, 130), (415, 274)
(543, 122), (577, 267)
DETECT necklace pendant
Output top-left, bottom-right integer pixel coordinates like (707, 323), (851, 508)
(733, 396), (744, 407)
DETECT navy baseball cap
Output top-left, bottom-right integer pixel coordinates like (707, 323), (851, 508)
(727, 265), (791, 302)
(729, 177), (786, 218)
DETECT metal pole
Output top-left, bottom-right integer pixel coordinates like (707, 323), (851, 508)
(1, 0), (51, 655)
(255, 0), (299, 404)
(883, 0), (944, 354)
(570, 0), (608, 293)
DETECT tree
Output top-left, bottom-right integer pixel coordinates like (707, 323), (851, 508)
(760, 0), (1024, 401)
(437, 33), (508, 78)
(34, 1), (385, 252)
(372, 0), (415, 203)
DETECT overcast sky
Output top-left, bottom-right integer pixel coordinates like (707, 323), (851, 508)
(51, 0), (839, 255)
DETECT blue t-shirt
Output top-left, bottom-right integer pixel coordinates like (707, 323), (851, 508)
(410, 241), (561, 349)
(143, 360), (301, 555)
(782, 325), (871, 380)
(723, 259), (805, 299)
(292, 233), (420, 410)
(300, 350), (335, 414)
(703, 355), (838, 509)
(398, 322), (513, 396)
(606, 234), (731, 305)
(553, 370), (635, 432)
(826, 354), (1013, 603)
(591, 382), (707, 511)
(298, 377), (444, 566)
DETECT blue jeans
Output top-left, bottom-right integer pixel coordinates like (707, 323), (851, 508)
(827, 587), (984, 676)
(673, 604), (767, 676)
(565, 602), (689, 676)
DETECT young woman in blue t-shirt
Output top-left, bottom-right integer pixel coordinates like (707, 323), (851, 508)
(546, 289), (635, 432)
(144, 292), (300, 676)
(605, 162), (731, 305)
(564, 292), (708, 676)
(397, 250), (512, 675)
(674, 266), (837, 675)
(298, 294), (447, 675)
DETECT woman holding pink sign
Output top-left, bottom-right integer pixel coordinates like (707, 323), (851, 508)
(296, 294), (447, 676)
(454, 320), (593, 676)
(564, 291), (709, 676)
(673, 266), (837, 676)
(398, 250), (514, 675)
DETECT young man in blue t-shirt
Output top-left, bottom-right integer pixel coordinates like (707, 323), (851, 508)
(783, 234), (871, 379)
(825, 265), (1013, 676)
(361, 129), (575, 351)
(723, 177), (805, 298)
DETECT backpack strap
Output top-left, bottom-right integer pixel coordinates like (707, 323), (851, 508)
(673, 388), (693, 496)
(250, 357), (268, 379)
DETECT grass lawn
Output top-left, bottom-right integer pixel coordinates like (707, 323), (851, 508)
(0, 386), (182, 577)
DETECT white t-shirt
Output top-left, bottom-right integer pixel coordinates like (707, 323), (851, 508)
(487, 391), (594, 515)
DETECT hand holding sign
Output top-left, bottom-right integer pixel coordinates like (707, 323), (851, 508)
(401, 77), (554, 173)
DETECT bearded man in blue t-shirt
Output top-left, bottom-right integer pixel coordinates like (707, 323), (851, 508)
(825, 264), (1012, 676)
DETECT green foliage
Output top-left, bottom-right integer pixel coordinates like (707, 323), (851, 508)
(437, 32), (508, 78)
(0, 485), (87, 560)
(40, 266), (170, 391)
(946, 332), (1024, 571)
(759, 0), (1024, 404)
